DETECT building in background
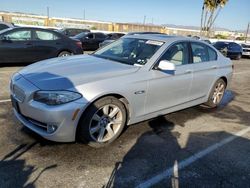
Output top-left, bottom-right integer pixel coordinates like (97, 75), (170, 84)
(0, 11), (247, 40)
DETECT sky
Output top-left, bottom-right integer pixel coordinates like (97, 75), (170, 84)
(0, 0), (249, 31)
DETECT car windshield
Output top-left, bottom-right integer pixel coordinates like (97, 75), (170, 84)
(93, 38), (163, 66)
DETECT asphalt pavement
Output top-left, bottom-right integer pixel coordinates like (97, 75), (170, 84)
(0, 58), (250, 188)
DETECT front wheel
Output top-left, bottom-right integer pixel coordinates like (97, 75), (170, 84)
(77, 96), (127, 148)
(204, 79), (226, 108)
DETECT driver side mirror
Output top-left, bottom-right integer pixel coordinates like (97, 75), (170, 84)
(158, 60), (176, 71)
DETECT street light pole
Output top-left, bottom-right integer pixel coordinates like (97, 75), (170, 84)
(47, 6), (50, 18)
(245, 22), (250, 43)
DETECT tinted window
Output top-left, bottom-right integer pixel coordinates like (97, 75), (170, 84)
(35, 30), (59, 40)
(0, 24), (8, 30)
(208, 47), (217, 61)
(88, 33), (94, 39)
(191, 43), (209, 63)
(159, 42), (189, 66)
(214, 42), (228, 49)
(5, 30), (31, 41)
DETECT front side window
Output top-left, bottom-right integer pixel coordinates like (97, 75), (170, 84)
(93, 38), (163, 66)
(35, 30), (59, 40)
(191, 43), (209, 63)
(5, 30), (31, 41)
(159, 42), (189, 66)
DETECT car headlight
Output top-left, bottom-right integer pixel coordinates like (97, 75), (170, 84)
(34, 91), (82, 105)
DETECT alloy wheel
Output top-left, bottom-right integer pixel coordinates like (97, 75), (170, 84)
(89, 104), (123, 143)
(212, 82), (225, 105)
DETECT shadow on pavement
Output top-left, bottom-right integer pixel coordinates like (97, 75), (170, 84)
(104, 90), (250, 187)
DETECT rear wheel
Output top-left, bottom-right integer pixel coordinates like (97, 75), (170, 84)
(204, 79), (226, 108)
(58, 51), (72, 57)
(236, 53), (242, 60)
(77, 96), (127, 148)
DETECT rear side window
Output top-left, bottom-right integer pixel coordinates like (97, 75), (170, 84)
(35, 30), (59, 40)
(191, 43), (209, 63)
(208, 47), (217, 61)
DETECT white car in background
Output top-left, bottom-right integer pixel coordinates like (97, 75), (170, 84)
(241, 43), (250, 57)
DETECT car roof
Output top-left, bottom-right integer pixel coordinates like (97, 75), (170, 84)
(123, 34), (190, 42)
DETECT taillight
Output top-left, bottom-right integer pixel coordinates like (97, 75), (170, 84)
(76, 41), (82, 49)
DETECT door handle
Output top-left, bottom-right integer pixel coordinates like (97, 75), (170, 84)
(25, 43), (32, 46)
(185, 70), (192, 74)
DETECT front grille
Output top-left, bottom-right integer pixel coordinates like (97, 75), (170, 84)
(243, 49), (250, 52)
(13, 85), (25, 102)
(26, 117), (47, 131)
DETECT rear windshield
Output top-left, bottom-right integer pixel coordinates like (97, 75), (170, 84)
(214, 42), (228, 49)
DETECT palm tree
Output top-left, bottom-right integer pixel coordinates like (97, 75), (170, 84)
(200, 0), (228, 37)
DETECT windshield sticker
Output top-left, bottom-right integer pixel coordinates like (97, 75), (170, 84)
(146, 40), (164, 46)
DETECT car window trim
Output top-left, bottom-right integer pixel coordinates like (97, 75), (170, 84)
(190, 41), (216, 64)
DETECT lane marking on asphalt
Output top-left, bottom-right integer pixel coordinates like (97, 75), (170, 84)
(136, 126), (250, 188)
(0, 99), (11, 103)
(234, 71), (250, 75)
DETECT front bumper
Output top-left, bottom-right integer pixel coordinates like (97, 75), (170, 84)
(242, 51), (250, 56)
(11, 73), (87, 142)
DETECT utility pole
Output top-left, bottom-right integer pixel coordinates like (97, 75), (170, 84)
(143, 15), (146, 25)
(83, 9), (86, 20)
(245, 22), (250, 43)
(151, 18), (154, 25)
(46, 6), (50, 27)
(47, 6), (50, 18)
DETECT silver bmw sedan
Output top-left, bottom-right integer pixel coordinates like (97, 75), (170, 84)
(10, 34), (233, 147)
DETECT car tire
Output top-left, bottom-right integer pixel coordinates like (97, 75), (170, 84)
(58, 51), (72, 57)
(77, 96), (127, 148)
(204, 78), (226, 108)
(236, 54), (242, 60)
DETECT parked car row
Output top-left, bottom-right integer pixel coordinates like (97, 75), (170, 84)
(0, 27), (83, 63)
(1, 21), (248, 64)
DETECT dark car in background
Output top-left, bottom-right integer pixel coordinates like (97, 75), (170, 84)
(0, 27), (83, 63)
(213, 41), (242, 60)
(58, 28), (90, 37)
(0, 21), (15, 31)
(72, 32), (107, 50)
(126, 31), (163, 35)
(241, 43), (250, 58)
(99, 32), (125, 47)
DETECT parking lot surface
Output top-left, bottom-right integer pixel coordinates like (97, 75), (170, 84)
(0, 58), (250, 188)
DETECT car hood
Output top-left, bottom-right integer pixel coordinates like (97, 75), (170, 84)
(19, 55), (139, 90)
